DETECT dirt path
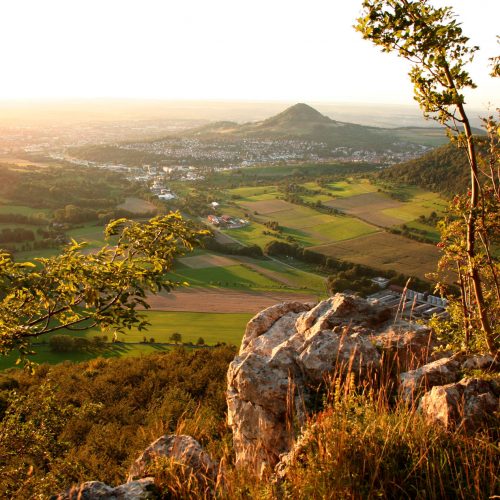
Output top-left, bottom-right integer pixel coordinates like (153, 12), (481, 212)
(146, 287), (318, 313)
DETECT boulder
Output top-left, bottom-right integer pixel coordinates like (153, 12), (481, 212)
(54, 478), (156, 500)
(462, 354), (499, 371)
(420, 377), (499, 432)
(374, 322), (441, 372)
(127, 434), (216, 483)
(399, 356), (463, 403)
(227, 294), (394, 474)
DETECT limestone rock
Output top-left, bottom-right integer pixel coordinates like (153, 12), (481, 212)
(374, 322), (440, 371)
(461, 354), (498, 371)
(54, 478), (156, 500)
(420, 377), (499, 431)
(127, 434), (216, 483)
(227, 294), (394, 474)
(399, 356), (462, 402)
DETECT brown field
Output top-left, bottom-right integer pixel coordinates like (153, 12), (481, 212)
(117, 197), (157, 214)
(0, 157), (52, 168)
(325, 193), (404, 227)
(311, 232), (440, 280)
(240, 199), (292, 215)
(146, 288), (317, 313)
(213, 230), (240, 245)
(180, 254), (239, 269)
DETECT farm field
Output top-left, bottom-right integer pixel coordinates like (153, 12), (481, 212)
(405, 220), (441, 242)
(175, 252), (326, 294)
(234, 198), (378, 246)
(146, 287), (319, 313)
(0, 157), (54, 168)
(324, 179), (379, 198)
(117, 196), (157, 214)
(311, 231), (440, 279)
(382, 189), (447, 222)
(324, 192), (405, 227)
(67, 223), (109, 249)
(0, 203), (50, 216)
(228, 185), (279, 200)
(0, 311), (253, 370)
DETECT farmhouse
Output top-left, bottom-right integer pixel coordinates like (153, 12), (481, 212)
(207, 215), (220, 225)
(207, 214), (249, 229)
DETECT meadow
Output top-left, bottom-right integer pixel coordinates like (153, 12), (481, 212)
(0, 311), (252, 370)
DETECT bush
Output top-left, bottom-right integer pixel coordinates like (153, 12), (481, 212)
(49, 335), (75, 352)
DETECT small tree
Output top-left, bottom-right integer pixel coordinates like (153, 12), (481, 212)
(48, 335), (75, 353)
(356, 0), (498, 355)
(196, 337), (205, 346)
(169, 332), (182, 344)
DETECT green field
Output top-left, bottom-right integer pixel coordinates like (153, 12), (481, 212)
(67, 223), (109, 249)
(311, 231), (440, 280)
(223, 196), (378, 247)
(228, 185), (279, 200)
(171, 262), (285, 290)
(0, 203), (50, 216)
(172, 252), (326, 293)
(381, 186), (447, 218)
(0, 311), (252, 370)
(324, 179), (379, 198)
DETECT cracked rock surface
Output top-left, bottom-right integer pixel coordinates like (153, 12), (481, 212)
(227, 294), (395, 474)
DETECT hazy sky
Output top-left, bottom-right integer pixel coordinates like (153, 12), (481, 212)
(1, 0), (498, 108)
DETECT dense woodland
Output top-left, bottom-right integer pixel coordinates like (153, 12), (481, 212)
(0, 163), (138, 212)
(378, 139), (488, 195)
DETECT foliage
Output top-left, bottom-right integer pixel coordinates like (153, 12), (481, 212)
(378, 139), (482, 195)
(356, 0), (499, 354)
(0, 213), (207, 364)
(0, 383), (101, 499)
(275, 377), (499, 499)
(169, 332), (183, 344)
(432, 116), (500, 352)
(0, 347), (235, 498)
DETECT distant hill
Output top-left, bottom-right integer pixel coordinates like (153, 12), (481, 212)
(377, 139), (488, 195)
(182, 103), (450, 151)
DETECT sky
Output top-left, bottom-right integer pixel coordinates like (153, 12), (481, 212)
(0, 0), (498, 109)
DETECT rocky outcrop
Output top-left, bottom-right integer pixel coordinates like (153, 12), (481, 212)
(374, 322), (440, 371)
(127, 434), (217, 483)
(399, 356), (463, 402)
(227, 294), (399, 474)
(420, 377), (499, 431)
(54, 478), (156, 500)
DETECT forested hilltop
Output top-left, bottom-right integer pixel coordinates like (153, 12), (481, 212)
(377, 138), (488, 195)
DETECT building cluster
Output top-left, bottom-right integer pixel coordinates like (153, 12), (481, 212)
(122, 138), (326, 166)
(207, 214), (249, 229)
(367, 282), (448, 320)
